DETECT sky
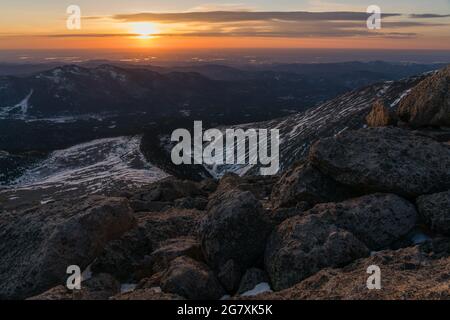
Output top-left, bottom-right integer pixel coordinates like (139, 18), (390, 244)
(1, 0), (450, 50)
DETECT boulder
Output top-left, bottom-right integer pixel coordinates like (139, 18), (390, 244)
(237, 268), (269, 295)
(149, 237), (203, 274)
(200, 189), (272, 272)
(134, 271), (165, 291)
(366, 99), (398, 127)
(0, 196), (135, 300)
(91, 208), (204, 281)
(173, 197), (208, 210)
(417, 190), (450, 235)
(160, 256), (225, 300)
(258, 239), (450, 300)
(309, 127), (450, 197)
(208, 174), (277, 207)
(319, 193), (418, 249)
(397, 65), (450, 128)
(265, 214), (369, 291)
(271, 162), (353, 209)
(91, 227), (154, 281)
(265, 193), (417, 290)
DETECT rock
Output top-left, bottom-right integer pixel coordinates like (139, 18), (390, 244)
(208, 174), (277, 207)
(267, 206), (309, 226)
(174, 197), (208, 210)
(136, 209), (204, 247)
(217, 259), (242, 293)
(265, 193), (417, 290)
(258, 241), (450, 300)
(200, 189), (272, 272)
(397, 65), (450, 128)
(212, 173), (242, 195)
(318, 193), (418, 249)
(417, 190), (450, 235)
(136, 272), (164, 290)
(160, 256), (225, 300)
(0, 196), (136, 300)
(90, 227), (153, 281)
(111, 287), (184, 300)
(237, 268), (269, 295)
(199, 178), (218, 193)
(130, 177), (207, 212)
(271, 162), (353, 209)
(28, 273), (120, 300)
(129, 200), (171, 213)
(265, 214), (369, 291)
(149, 237), (203, 274)
(309, 127), (450, 197)
(366, 99), (398, 127)
(27, 286), (73, 300)
(91, 208), (204, 281)
(238, 175), (279, 201)
(412, 128), (450, 143)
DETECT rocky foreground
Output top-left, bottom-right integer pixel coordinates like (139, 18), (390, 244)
(1, 65), (449, 300)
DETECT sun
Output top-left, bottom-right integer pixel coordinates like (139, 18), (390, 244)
(130, 22), (159, 39)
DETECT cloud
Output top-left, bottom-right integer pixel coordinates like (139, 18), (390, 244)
(105, 10), (447, 39)
(30, 31), (416, 39)
(409, 14), (450, 18)
(112, 11), (401, 23)
(187, 3), (255, 12)
(3, 10), (445, 41)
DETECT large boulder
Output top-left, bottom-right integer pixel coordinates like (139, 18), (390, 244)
(271, 162), (354, 209)
(200, 189), (272, 272)
(0, 196), (136, 299)
(309, 127), (450, 197)
(160, 256), (225, 300)
(397, 65), (450, 128)
(266, 214), (369, 291)
(258, 240), (450, 300)
(325, 193), (418, 249)
(265, 194), (417, 290)
(366, 99), (398, 127)
(417, 190), (450, 235)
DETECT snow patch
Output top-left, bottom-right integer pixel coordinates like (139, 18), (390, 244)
(240, 283), (272, 297)
(411, 232), (431, 245)
(0, 90), (33, 119)
(81, 265), (93, 282)
(390, 89), (412, 108)
(120, 284), (137, 294)
(8, 136), (168, 194)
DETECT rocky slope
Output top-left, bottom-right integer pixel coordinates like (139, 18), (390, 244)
(1, 65), (450, 300)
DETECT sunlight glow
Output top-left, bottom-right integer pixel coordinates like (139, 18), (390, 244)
(130, 22), (159, 39)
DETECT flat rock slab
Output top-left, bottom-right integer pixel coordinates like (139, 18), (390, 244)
(310, 127), (450, 197)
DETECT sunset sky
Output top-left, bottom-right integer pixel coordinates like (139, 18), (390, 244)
(1, 0), (450, 50)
